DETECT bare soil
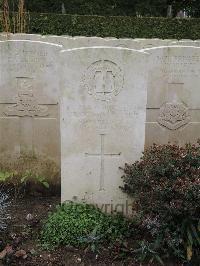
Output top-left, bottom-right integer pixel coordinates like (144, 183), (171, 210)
(0, 195), (183, 266)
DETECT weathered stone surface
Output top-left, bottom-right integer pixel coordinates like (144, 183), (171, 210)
(0, 33), (10, 41)
(9, 33), (42, 41)
(41, 35), (69, 46)
(142, 46), (200, 146)
(0, 33), (42, 41)
(135, 38), (173, 49)
(45, 36), (177, 50)
(1, 34), (200, 189)
(82, 37), (141, 49)
(0, 40), (62, 171)
(41, 36), (141, 49)
(60, 47), (148, 214)
(41, 36), (181, 50)
(3, 35), (200, 49)
(170, 40), (200, 47)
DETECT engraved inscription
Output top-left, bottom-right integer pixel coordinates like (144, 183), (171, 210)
(156, 55), (200, 79)
(85, 134), (121, 191)
(0, 46), (53, 75)
(158, 102), (191, 130)
(82, 60), (124, 101)
(4, 78), (49, 117)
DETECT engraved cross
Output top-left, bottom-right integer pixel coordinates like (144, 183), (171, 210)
(85, 134), (121, 191)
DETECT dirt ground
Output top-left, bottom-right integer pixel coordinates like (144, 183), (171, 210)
(0, 196), (136, 265)
(0, 195), (184, 266)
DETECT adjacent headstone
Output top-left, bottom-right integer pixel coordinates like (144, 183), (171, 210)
(142, 46), (200, 146)
(0, 41), (62, 170)
(8, 33), (42, 41)
(60, 47), (148, 215)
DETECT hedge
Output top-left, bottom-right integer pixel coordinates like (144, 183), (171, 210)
(1, 13), (200, 39)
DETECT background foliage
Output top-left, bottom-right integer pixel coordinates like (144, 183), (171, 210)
(1, 0), (200, 17)
(0, 13), (200, 39)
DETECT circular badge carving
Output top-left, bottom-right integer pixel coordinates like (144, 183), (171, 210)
(81, 60), (124, 102)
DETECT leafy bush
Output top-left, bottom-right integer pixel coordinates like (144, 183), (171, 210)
(40, 202), (131, 250)
(0, 169), (49, 199)
(0, 155), (59, 197)
(121, 142), (200, 262)
(133, 240), (164, 265)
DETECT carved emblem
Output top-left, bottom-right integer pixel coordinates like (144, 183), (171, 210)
(81, 60), (124, 101)
(5, 90), (48, 117)
(5, 78), (49, 117)
(158, 102), (191, 130)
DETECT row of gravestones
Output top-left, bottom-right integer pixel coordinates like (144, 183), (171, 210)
(0, 37), (200, 213)
(1, 33), (200, 48)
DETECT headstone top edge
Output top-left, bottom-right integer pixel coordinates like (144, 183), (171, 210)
(0, 40), (63, 48)
(60, 46), (149, 54)
(142, 45), (200, 52)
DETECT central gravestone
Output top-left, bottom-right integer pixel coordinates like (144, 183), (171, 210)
(60, 47), (148, 214)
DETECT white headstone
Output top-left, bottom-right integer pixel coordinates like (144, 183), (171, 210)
(0, 40), (62, 166)
(60, 47), (149, 215)
(142, 46), (200, 146)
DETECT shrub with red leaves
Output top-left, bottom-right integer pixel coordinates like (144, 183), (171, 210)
(121, 141), (200, 262)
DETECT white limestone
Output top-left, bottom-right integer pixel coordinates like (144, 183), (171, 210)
(142, 46), (200, 147)
(41, 35), (141, 49)
(60, 47), (149, 215)
(9, 33), (42, 40)
(0, 33), (42, 41)
(135, 38), (173, 49)
(0, 40), (62, 166)
(170, 40), (200, 47)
